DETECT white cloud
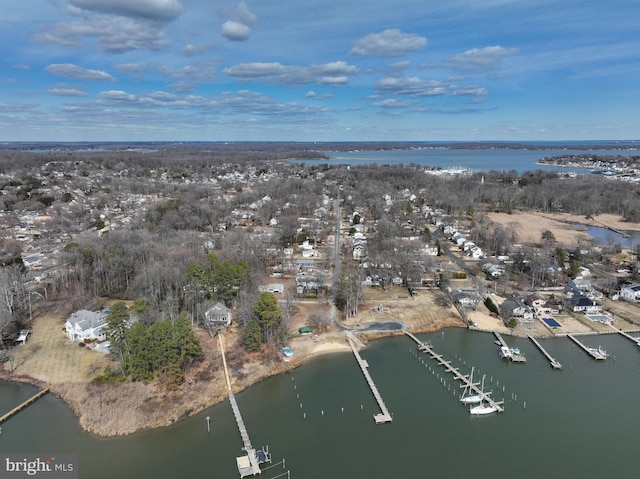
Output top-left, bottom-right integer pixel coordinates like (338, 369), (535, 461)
(69, 0), (182, 22)
(99, 90), (138, 102)
(372, 98), (416, 108)
(221, 21), (251, 41)
(46, 84), (88, 96)
(351, 29), (427, 57)
(223, 61), (358, 86)
(46, 63), (116, 81)
(35, 16), (171, 53)
(233, 1), (258, 24)
(445, 46), (519, 72)
(374, 76), (487, 98)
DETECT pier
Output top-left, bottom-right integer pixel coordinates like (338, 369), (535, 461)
(615, 328), (640, 347)
(567, 333), (608, 360)
(347, 338), (392, 424)
(219, 334), (271, 477)
(528, 336), (562, 369)
(494, 332), (526, 362)
(405, 332), (504, 413)
(0, 386), (50, 424)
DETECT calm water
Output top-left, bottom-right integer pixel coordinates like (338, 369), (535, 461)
(295, 147), (639, 175)
(2, 328), (640, 478)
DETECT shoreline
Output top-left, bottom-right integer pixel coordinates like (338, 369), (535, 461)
(3, 317), (639, 437)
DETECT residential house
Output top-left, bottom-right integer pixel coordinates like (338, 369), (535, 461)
(500, 296), (534, 323)
(620, 282), (640, 302)
(259, 283), (284, 294)
(204, 302), (232, 336)
(65, 310), (108, 342)
(571, 296), (603, 314)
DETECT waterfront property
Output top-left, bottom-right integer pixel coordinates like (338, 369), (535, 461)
(65, 310), (108, 342)
(204, 302), (232, 337)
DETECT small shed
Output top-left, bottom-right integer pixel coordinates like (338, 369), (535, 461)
(298, 326), (313, 334)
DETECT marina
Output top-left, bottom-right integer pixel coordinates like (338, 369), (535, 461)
(528, 336), (562, 369)
(348, 338), (393, 424)
(494, 332), (527, 362)
(567, 333), (609, 360)
(405, 332), (504, 414)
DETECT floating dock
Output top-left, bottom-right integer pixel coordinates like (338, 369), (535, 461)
(219, 334), (271, 477)
(0, 386), (50, 424)
(405, 332), (504, 413)
(347, 338), (392, 424)
(567, 334), (608, 360)
(528, 336), (562, 369)
(494, 332), (526, 362)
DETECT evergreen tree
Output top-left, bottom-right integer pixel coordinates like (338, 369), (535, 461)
(105, 302), (131, 374)
(243, 319), (264, 352)
(253, 291), (282, 341)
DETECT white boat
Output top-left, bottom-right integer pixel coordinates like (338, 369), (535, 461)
(460, 370), (485, 405)
(500, 345), (513, 359)
(470, 401), (499, 415)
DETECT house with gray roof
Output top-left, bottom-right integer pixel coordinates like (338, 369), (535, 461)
(65, 310), (108, 342)
(204, 302), (232, 337)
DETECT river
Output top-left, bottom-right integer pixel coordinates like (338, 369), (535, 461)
(2, 328), (640, 478)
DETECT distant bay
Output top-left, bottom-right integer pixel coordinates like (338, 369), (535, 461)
(294, 145), (640, 174)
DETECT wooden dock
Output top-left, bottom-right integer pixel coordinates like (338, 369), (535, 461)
(615, 328), (640, 347)
(347, 338), (392, 424)
(0, 386), (50, 424)
(494, 332), (526, 362)
(219, 334), (269, 477)
(528, 336), (562, 369)
(567, 333), (608, 360)
(405, 332), (504, 413)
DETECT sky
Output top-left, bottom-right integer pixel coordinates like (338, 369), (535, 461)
(1, 0), (639, 142)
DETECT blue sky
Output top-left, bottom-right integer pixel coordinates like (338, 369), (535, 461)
(1, 0), (639, 142)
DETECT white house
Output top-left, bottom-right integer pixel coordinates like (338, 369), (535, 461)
(65, 310), (108, 342)
(621, 282), (640, 302)
(259, 283), (285, 294)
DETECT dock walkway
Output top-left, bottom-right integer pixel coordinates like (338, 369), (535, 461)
(405, 332), (504, 413)
(0, 386), (50, 424)
(219, 334), (268, 477)
(567, 333), (608, 360)
(347, 338), (392, 424)
(614, 328), (640, 347)
(528, 336), (562, 369)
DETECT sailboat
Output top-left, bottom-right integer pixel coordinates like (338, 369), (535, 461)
(469, 376), (498, 415)
(459, 368), (484, 405)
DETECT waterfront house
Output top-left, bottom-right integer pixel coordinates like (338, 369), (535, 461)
(500, 296), (534, 323)
(204, 302), (232, 336)
(570, 296), (603, 314)
(620, 282), (640, 302)
(65, 310), (108, 342)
